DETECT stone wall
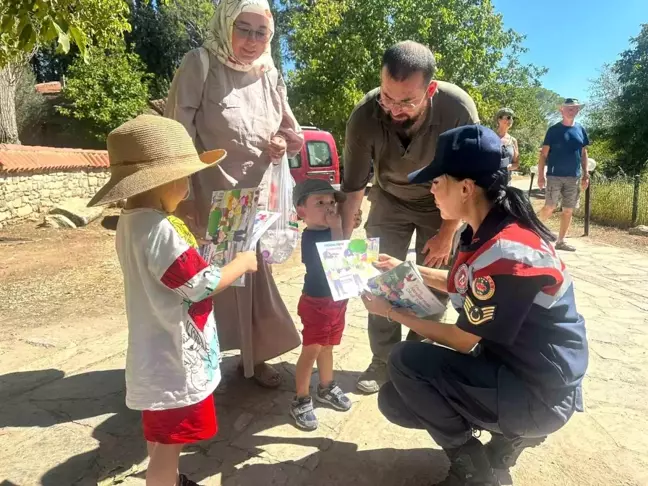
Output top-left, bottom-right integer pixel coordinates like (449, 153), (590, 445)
(0, 168), (110, 227)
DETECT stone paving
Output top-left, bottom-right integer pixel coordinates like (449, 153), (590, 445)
(1, 212), (648, 485)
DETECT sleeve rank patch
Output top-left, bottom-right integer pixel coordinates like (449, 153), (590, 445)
(463, 296), (496, 326)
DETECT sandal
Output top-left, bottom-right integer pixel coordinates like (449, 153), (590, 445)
(239, 362), (283, 388)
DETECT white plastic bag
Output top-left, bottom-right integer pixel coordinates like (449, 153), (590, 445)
(258, 154), (299, 263)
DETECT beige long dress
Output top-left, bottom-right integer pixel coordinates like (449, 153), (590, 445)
(165, 48), (303, 378)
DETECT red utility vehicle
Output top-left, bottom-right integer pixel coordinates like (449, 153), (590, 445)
(289, 126), (341, 189)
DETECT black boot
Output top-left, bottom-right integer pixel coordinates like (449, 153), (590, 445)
(485, 433), (547, 470)
(436, 437), (500, 486)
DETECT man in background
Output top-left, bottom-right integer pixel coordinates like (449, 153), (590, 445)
(338, 40), (479, 394)
(537, 98), (590, 252)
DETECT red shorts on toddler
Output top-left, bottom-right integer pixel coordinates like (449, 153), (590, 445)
(298, 294), (347, 346)
(142, 394), (218, 444)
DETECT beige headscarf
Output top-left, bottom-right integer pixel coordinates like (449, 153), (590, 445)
(203, 0), (275, 73)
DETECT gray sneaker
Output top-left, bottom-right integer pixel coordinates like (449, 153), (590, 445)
(356, 357), (388, 394)
(316, 381), (352, 411)
(555, 241), (576, 252)
(290, 396), (318, 431)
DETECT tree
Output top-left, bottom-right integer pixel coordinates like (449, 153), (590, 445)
(127, 0), (215, 99)
(608, 24), (648, 174)
(584, 64), (622, 138)
(478, 81), (561, 173)
(584, 25), (648, 175)
(582, 65), (623, 176)
(30, 43), (78, 83)
(282, 0), (545, 156)
(127, 0), (285, 98)
(0, 0), (130, 143)
(14, 66), (47, 138)
(58, 47), (151, 142)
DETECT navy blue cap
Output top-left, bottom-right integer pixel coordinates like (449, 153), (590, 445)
(408, 125), (508, 187)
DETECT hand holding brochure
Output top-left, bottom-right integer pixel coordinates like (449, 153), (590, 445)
(367, 261), (444, 317)
(199, 188), (260, 286)
(315, 238), (380, 301)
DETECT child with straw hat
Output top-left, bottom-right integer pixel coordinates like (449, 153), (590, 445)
(89, 115), (258, 486)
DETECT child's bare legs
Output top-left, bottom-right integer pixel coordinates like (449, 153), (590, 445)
(291, 344), (322, 431)
(295, 344), (322, 397)
(317, 345), (334, 388)
(146, 441), (183, 486)
(314, 345), (352, 412)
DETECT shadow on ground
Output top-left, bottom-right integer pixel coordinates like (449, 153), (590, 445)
(2, 357), (446, 485)
(101, 215), (120, 231)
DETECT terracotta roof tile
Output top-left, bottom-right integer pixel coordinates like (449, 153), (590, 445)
(0, 144), (110, 172)
(35, 82), (62, 94)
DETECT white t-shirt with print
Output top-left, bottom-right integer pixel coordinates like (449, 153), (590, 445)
(116, 208), (222, 411)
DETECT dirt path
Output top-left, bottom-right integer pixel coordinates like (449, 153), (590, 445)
(1, 199), (647, 486)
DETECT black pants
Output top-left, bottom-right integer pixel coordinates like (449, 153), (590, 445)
(379, 341), (506, 449)
(379, 341), (577, 449)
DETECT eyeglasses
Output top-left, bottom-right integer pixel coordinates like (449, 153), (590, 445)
(499, 115), (513, 120)
(233, 23), (271, 42)
(378, 90), (427, 112)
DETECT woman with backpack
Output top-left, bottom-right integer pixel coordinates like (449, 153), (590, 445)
(165, 0), (303, 388)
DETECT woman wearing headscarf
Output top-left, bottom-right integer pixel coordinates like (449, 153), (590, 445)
(495, 108), (519, 172)
(165, 0), (303, 388)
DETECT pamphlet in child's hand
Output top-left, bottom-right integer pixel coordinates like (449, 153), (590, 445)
(316, 238), (380, 301)
(367, 261), (444, 317)
(200, 188), (260, 287)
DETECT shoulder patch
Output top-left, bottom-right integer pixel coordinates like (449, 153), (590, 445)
(472, 276), (495, 301)
(454, 264), (469, 294)
(463, 296), (496, 326)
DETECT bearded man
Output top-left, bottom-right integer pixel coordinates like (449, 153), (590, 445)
(338, 41), (480, 394)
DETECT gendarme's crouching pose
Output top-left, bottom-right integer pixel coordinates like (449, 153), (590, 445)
(362, 125), (588, 486)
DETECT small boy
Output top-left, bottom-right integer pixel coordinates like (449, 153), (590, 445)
(88, 115), (258, 486)
(290, 179), (353, 430)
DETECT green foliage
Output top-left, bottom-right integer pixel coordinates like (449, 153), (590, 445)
(282, 0), (546, 158)
(15, 65), (48, 135)
(576, 174), (648, 228)
(58, 47), (151, 141)
(30, 42), (78, 82)
(586, 25), (648, 176)
(0, 0), (130, 68)
(127, 0), (215, 99)
(583, 64), (621, 139)
(517, 150), (538, 174)
(587, 138), (621, 177)
(481, 85), (562, 173)
(608, 24), (648, 175)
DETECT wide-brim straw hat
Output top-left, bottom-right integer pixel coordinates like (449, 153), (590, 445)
(88, 115), (226, 207)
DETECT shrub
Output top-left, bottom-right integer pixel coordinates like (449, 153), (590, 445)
(517, 150), (537, 175)
(15, 66), (48, 138)
(59, 46), (151, 141)
(576, 174), (648, 228)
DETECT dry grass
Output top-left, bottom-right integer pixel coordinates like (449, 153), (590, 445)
(529, 197), (648, 254)
(0, 194), (645, 338)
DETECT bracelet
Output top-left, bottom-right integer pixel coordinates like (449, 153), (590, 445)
(386, 307), (395, 322)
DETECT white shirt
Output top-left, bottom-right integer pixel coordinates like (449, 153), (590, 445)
(115, 208), (222, 411)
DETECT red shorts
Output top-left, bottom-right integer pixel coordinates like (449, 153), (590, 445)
(142, 394), (218, 444)
(298, 294), (347, 346)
